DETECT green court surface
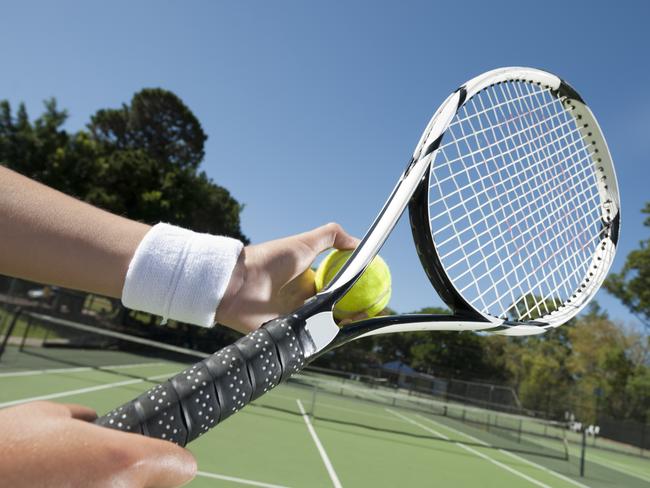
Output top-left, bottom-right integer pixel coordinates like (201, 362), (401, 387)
(1, 345), (648, 487)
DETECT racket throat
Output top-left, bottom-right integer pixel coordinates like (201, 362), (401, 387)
(303, 311), (338, 355)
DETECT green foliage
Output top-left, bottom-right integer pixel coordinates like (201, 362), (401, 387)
(410, 331), (486, 378)
(604, 203), (650, 327)
(504, 331), (572, 419)
(315, 301), (649, 423)
(0, 91), (247, 242)
(89, 89), (206, 170)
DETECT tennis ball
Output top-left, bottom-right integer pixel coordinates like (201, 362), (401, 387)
(314, 250), (391, 321)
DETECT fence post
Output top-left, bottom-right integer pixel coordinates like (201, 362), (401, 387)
(310, 383), (318, 419)
(641, 422), (646, 457)
(0, 307), (22, 360)
(19, 314), (34, 351)
(580, 428), (587, 477)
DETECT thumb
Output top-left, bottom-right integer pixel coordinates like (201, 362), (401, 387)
(301, 223), (359, 255)
(128, 435), (197, 488)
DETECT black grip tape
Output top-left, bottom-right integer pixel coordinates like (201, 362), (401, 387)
(137, 381), (187, 445)
(96, 314), (311, 445)
(265, 317), (306, 381)
(235, 328), (282, 401)
(95, 400), (143, 435)
(170, 362), (220, 443)
(203, 344), (253, 423)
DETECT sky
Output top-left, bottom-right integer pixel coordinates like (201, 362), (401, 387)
(1, 1), (648, 328)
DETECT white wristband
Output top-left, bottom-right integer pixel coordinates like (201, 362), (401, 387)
(121, 223), (244, 327)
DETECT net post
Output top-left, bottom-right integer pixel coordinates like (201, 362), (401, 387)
(580, 428), (587, 477)
(518, 419), (523, 443)
(0, 307), (22, 360)
(462, 408), (466, 423)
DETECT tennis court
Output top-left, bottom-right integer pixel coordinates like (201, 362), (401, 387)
(1, 310), (647, 487)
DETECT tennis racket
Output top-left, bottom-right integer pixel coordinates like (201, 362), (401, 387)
(96, 67), (620, 445)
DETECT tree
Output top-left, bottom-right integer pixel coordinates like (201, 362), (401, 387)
(605, 203), (650, 328)
(0, 91), (248, 242)
(410, 331), (487, 379)
(566, 316), (635, 422)
(517, 345), (568, 416)
(371, 307), (447, 366)
(89, 88), (205, 170)
(86, 89), (247, 240)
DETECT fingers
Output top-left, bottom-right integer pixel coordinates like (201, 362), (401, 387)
(338, 312), (369, 327)
(63, 403), (98, 422)
(13, 400), (75, 418)
(302, 223), (360, 254)
(13, 401), (98, 422)
(0, 401), (196, 488)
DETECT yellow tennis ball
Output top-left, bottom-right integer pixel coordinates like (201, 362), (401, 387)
(314, 250), (391, 321)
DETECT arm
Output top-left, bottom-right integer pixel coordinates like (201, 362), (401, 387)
(0, 166), (358, 333)
(0, 166), (149, 298)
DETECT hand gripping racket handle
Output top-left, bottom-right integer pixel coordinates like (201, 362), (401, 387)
(94, 315), (311, 446)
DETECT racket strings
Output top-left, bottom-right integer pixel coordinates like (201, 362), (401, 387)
(490, 81), (600, 320)
(447, 156), (600, 284)
(433, 132), (595, 247)
(428, 81), (602, 321)
(487, 81), (600, 319)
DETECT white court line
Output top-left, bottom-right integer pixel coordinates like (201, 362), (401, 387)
(0, 373), (170, 408)
(415, 414), (590, 488)
(0, 366), (90, 377)
(197, 470), (292, 488)
(386, 409), (550, 488)
(296, 399), (342, 488)
(0, 362), (170, 378)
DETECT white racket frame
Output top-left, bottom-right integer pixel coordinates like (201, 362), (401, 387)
(308, 67), (619, 346)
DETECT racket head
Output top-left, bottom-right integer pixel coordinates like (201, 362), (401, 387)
(409, 67), (620, 333)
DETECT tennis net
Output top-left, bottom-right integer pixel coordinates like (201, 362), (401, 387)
(283, 370), (570, 461)
(0, 309), (207, 373)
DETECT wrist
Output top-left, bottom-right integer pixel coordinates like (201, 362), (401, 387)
(214, 247), (247, 327)
(121, 223), (244, 327)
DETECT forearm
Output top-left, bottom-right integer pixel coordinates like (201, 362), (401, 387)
(0, 166), (150, 298)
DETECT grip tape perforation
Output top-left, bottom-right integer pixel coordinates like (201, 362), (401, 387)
(95, 315), (309, 446)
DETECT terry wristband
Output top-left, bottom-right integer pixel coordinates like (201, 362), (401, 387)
(121, 223), (244, 327)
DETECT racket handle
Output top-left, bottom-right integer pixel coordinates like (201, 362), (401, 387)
(94, 315), (309, 446)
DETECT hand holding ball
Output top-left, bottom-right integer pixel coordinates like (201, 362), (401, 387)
(314, 250), (391, 321)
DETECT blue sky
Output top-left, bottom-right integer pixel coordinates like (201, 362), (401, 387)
(1, 1), (648, 327)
